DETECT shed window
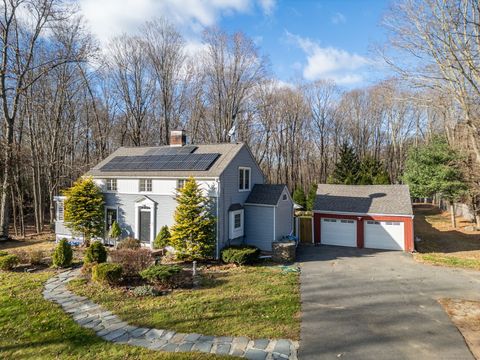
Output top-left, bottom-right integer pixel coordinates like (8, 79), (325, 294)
(106, 179), (117, 191)
(234, 213), (242, 229)
(139, 179), (152, 192)
(239, 167), (251, 191)
(282, 194), (287, 201)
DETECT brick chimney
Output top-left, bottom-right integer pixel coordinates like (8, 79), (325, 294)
(170, 130), (187, 147)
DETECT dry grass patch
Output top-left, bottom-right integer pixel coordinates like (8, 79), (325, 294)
(413, 204), (480, 270)
(439, 298), (480, 359)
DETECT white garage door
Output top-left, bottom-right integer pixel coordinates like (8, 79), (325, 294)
(321, 218), (356, 247)
(364, 221), (405, 250)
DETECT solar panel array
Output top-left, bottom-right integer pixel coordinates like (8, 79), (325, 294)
(100, 153), (220, 172)
(144, 145), (198, 156)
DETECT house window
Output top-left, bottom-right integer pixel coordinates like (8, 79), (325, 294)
(239, 167), (251, 191)
(57, 201), (64, 221)
(177, 179), (186, 190)
(229, 209), (244, 239)
(106, 208), (118, 231)
(106, 179), (117, 191)
(139, 179), (152, 192)
(283, 194), (287, 201)
(234, 213), (242, 228)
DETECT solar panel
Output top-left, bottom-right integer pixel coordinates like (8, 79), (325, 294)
(144, 146), (198, 156)
(100, 153), (220, 172)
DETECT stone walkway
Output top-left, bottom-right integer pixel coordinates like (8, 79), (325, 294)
(43, 269), (298, 360)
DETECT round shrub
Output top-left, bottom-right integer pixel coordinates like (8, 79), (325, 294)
(221, 245), (260, 265)
(0, 254), (19, 271)
(92, 263), (123, 285)
(117, 237), (141, 250)
(132, 285), (159, 297)
(153, 225), (171, 249)
(140, 264), (182, 285)
(52, 239), (73, 268)
(84, 241), (107, 264)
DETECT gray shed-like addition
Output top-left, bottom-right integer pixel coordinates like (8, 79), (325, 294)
(244, 184), (294, 251)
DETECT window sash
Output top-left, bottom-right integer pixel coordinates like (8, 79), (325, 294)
(107, 179), (117, 191)
(57, 202), (64, 221)
(177, 179), (186, 190)
(139, 179), (152, 192)
(239, 167), (250, 191)
(234, 213), (241, 229)
(106, 208), (117, 231)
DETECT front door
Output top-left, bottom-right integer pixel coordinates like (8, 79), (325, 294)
(139, 209), (151, 244)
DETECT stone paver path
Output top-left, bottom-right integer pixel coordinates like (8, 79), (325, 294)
(43, 269), (298, 360)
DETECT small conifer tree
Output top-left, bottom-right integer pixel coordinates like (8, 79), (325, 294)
(306, 184), (318, 211)
(170, 177), (215, 260)
(63, 177), (104, 246)
(153, 225), (171, 249)
(108, 221), (121, 240)
(293, 188), (306, 209)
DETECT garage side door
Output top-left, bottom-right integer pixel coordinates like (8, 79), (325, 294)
(364, 221), (405, 250)
(321, 218), (356, 247)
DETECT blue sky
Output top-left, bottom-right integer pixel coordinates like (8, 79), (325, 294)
(79, 0), (392, 88)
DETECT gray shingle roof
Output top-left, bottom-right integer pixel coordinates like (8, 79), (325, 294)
(313, 184), (413, 215)
(86, 143), (245, 178)
(245, 184), (287, 206)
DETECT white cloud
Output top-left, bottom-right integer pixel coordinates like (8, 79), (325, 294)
(331, 12), (346, 25)
(79, 0), (273, 44)
(258, 0), (276, 16)
(286, 31), (370, 85)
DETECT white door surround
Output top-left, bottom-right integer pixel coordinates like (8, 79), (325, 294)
(134, 196), (156, 246)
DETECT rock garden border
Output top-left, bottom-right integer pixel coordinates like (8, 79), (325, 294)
(43, 269), (298, 360)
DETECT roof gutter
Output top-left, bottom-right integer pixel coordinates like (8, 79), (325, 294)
(312, 210), (414, 219)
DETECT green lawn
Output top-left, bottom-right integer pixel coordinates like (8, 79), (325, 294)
(0, 271), (232, 360)
(69, 265), (300, 340)
(415, 253), (480, 271)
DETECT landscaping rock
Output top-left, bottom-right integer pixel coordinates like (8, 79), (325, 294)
(253, 339), (270, 350)
(244, 348), (267, 360)
(272, 241), (296, 263)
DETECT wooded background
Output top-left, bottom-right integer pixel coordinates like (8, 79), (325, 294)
(1, 0), (479, 238)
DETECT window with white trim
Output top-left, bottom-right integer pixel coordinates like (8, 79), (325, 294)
(239, 167), (251, 191)
(106, 178), (117, 191)
(139, 179), (152, 192)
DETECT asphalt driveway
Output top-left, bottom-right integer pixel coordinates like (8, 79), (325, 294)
(298, 245), (480, 360)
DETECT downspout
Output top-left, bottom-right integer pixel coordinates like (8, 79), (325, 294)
(215, 178), (221, 259)
(273, 206), (276, 242)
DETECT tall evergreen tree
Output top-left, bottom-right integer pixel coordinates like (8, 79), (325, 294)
(292, 188), (306, 209)
(63, 177), (105, 246)
(358, 156), (390, 185)
(403, 136), (467, 227)
(328, 143), (361, 185)
(170, 177), (216, 260)
(306, 184), (318, 211)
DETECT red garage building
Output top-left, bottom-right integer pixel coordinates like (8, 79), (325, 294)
(313, 184), (414, 251)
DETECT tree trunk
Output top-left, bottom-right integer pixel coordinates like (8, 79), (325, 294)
(450, 202), (457, 228)
(0, 121), (14, 241)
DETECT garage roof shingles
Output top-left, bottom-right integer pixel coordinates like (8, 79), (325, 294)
(314, 184), (413, 216)
(245, 184), (286, 205)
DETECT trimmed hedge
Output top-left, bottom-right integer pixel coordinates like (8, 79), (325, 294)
(92, 263), (123, 284)
(221, 245), (260, 265)
(52, 239), (73, 268)
(84, 241), (107, 264)
(0, 254), (19, 270)
(139, 264), (182, 285)
(117, 237), (141, 250)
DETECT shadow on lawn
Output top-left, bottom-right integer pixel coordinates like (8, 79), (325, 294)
(414, 204), (480, 254)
